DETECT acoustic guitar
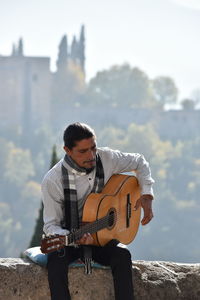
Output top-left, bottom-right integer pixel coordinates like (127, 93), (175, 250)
(41, 174), (141, 254)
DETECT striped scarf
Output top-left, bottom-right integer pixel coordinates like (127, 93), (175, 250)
(61, 152), (104, 231)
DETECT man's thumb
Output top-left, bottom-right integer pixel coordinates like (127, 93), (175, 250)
(134, 199), (140, 211)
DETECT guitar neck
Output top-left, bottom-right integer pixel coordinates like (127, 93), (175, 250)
(68, 213), (113, 244)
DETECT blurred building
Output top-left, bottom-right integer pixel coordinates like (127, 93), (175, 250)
(0, 25), (199, 142)
(156, 109), (200, 141)
(0, 40), (51, 132)
(0, 25), (85, 134)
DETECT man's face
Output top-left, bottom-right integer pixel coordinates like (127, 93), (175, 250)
(64, 136), (97, 169)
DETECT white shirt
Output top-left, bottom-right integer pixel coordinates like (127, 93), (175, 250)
(41, 147), (154, 236)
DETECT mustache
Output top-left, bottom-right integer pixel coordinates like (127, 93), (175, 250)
(84, 159), (96, 163)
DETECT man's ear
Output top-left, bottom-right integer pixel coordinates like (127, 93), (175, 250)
(63, 146), (71, 155)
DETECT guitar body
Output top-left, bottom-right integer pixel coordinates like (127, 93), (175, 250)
(82, 174), (141, 246)
(41, 174), (142, 254)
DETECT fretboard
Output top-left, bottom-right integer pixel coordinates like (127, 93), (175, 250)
(68, 213), (114, 244)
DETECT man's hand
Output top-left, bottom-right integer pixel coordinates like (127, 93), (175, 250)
(134, 194), (154, 225)
(76, 233), (94, 245)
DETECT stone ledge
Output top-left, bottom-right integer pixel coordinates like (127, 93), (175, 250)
(0, 258), (200, 300)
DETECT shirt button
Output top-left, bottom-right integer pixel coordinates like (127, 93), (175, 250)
(89, 178), (91, 180)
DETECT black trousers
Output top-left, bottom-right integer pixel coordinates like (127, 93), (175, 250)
(47, 244), (134, 300)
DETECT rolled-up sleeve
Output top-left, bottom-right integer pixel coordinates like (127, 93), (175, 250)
(103, 149), (155, 196)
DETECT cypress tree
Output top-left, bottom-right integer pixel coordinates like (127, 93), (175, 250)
(79, 25), (85, 73)
(56, 35), (68, 71)
(29, 145), (59, 247)
(12, 43), (16, 56)
(49, 144), (59, 169)
(70, 35), (78, 63)
(18, 38), (24, 56)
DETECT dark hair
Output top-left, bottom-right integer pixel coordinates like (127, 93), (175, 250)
(63, 122), (95, 149)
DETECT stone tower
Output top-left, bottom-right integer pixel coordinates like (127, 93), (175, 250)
(0, 38), (51, 133)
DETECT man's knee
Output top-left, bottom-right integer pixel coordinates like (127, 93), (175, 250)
(111, 247), (132, 265)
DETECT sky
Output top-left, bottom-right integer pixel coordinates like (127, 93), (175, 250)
(1, 0), (200, 101)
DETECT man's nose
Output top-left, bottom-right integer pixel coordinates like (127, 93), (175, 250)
(88, 150), (95, 160)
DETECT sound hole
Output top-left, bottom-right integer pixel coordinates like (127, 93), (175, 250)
(107, 208), (116, 229)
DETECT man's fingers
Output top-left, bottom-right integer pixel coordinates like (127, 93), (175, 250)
(134, 198), (141, 211)
(141, 209), (154, 225)
(76, 233), (93, 245)
(139, 196), (154, 225)
(84, 233), (93, 244)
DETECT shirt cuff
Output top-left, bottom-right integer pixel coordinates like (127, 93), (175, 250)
(44, 227), (69, 236)
(141, 184), (154, 197)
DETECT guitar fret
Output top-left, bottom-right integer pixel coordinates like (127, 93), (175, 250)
(74, 214), (114, 241)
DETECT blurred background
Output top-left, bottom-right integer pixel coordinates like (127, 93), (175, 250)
(0, 0), (200, 262)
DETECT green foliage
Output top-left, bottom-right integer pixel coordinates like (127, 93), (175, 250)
(181, 98), (196, 110)
(18, 38), (24, 56)
(97, 123), (200, 262)
(0, 138), (39, 256)
(52, 60), (85, 106)
(78, 25), (85, 71)
(0, 61), (200, 262)
(4, 148), (35, 187)
(56, 35), (68, 70)
(0, 202), (22, 257)
(86, 64), (155, 108)
(152, 76), (178, 106)
(0, 138), (13, 181)
(29, 202), (44, 248)
(50, 145), (59, 168)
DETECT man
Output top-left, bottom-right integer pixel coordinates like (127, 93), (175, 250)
(41, 122), (154, 300)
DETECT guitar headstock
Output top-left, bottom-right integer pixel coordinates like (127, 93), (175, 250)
(40, 235), (66, 254)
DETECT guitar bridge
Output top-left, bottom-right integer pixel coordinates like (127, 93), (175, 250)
(126, 194), (132, 228)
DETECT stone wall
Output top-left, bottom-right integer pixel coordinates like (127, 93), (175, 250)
(0, 258), (200, 300)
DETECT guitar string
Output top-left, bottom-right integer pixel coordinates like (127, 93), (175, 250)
(45, 214), (115, 247)
(70, 214), (115, 242)
(70, 216), (109, 242)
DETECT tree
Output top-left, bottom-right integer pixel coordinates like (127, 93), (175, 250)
(152, 76), (178, 107)
(52, 56), (85, 109)
(181, 98), (195, 110)
(28, 202), (44, 248)
(12, 43), (16, 56)
(0, 138), (13, 182)
(18, 38), (24, 56)
(86, 64), (154, 108)
(78, 25), (85, 72)
(29, 145), (59, 247)
(0, 202), (13, 256)
(97, 123), (175, 178)
(71, 36), (79, 63)
(4, 147), (35, 187)
(56, 35), (68, 71)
